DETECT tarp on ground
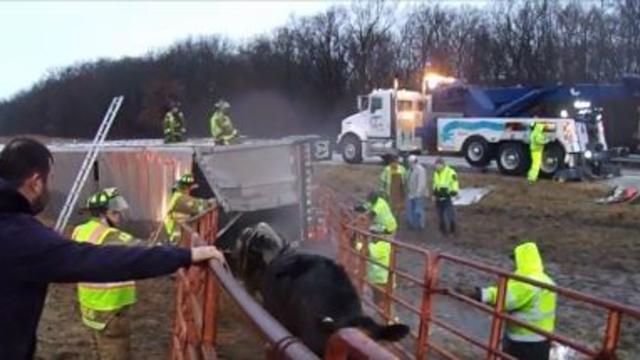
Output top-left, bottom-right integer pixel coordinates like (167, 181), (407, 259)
(453, 187), (492, 206)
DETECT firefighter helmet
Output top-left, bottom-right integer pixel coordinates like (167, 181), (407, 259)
(174, 173), (196, 189)
(215, 100), (230, 110)
(86, 187), (129, 212)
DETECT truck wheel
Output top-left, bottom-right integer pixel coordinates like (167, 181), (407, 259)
(341, 135), (363, 164)
(497, 142), (529, 176)
(463, 136), (492, 167)
(540, 143), (565, 178)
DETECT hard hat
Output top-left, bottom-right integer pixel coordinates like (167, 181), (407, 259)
(408, 155), (418, 164)
(215, 100), (230, 110)
(86, 187), (129, 212)
(174, 173), (196, 189)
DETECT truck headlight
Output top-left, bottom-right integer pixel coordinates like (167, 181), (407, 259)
(584, 150), (593, 160)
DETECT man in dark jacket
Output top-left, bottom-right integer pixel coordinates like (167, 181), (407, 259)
(0, 137), (224, 359)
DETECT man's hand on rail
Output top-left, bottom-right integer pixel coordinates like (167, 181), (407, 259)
(191, 246), (225, 264)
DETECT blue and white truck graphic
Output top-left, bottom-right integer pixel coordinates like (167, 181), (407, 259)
(436, 116), (589, 177)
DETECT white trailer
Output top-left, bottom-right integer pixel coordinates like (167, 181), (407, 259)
(337, 89), (425, 163)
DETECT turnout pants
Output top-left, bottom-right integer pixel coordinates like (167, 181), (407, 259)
(503, 338), (550, 360)
(528, 149), (542, 182)
(93, 308), (131, 360)
(435, 198), (456, 235)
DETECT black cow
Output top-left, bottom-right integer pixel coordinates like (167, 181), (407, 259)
(233, 222), (409, 356)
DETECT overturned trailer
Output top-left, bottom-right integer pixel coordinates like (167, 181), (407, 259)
(42, 137), (330, 246)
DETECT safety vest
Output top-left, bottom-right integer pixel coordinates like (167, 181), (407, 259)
(164, 192), (207, 243)
(72, 219), (136, 330)
(481, 242), (556, 342)
(164, 191), (184, 243)
(363, 197), (397, 284)
(433, 165), (459, 194)
(379, 164), (406, 196)
(210, 111), (237, 143)
(529, 123), (546, 152)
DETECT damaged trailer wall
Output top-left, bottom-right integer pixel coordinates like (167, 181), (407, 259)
(44, 147), (192, 234)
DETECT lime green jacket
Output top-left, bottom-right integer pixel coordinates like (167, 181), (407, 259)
(529, 123), (546, 152)
(481, 242), (556, 342)
(72, 219), (137, 330)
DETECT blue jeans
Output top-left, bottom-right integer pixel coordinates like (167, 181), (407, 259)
(436, 199), (456, 235)
(405, 197), (425, 230)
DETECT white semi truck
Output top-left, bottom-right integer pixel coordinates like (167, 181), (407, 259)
(337, 89), (425, 163)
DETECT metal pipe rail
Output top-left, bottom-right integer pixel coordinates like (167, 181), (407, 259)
(310, 186), (640, 360)
(170, 207), (400, 360)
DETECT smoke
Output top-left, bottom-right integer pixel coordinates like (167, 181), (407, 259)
(230, 89), (345, 138)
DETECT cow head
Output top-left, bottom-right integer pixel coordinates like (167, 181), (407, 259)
(233, 222), (287, 295)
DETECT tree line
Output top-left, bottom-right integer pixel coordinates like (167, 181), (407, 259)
(0, 0), (638, 139)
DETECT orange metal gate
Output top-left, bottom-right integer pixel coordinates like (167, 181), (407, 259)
(169, 207), (398, 360)
(311, 186), (640, 359)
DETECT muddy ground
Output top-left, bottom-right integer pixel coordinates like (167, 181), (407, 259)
(36, 278), (266, 360)
(314, 163), (640, 359)
(36, 162), (640, 359)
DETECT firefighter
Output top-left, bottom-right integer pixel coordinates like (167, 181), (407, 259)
(528, 121), (546, 183)
(72, 188), (145, 359)
(378, 154), (406, 218)
(355, 191), (397, 310)
(432, 157), (459, 236)
(209, 100), (238, 145)
(164, 173), (212, 244)
(163, 102), (186, 144)
(456, 241), (556, 360)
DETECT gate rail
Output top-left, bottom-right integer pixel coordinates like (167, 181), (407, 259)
(169, 207), (398, 359)
(311, 186), (640, 359)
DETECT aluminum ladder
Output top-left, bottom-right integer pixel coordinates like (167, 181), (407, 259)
(54, 96), (124, 232)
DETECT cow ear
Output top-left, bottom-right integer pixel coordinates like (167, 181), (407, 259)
(376, 324), (410, 342)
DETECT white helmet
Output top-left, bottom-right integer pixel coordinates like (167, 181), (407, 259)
(215, 100), (230, 110)
(408, 155), (418, 164)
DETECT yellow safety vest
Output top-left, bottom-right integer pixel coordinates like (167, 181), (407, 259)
(358, 197), (397, 284)
(433, 165), (459, 194)
(378, 164), (407, 197)
(164, 192), (183, 243)
(72, 219), (136, 330)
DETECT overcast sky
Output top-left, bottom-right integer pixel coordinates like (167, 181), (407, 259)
(0, 1), (487, 101)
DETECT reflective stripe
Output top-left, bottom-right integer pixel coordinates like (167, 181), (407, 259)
(78, 281), (135, 289)
(507, 332), (547, 342)
(72, 219), (137, 328)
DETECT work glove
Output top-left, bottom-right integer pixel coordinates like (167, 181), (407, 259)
(354, 203), (367, 213)
(454, 284), (481, 302)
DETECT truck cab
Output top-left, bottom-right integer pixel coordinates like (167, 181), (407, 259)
(338, 89), (424, 163)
